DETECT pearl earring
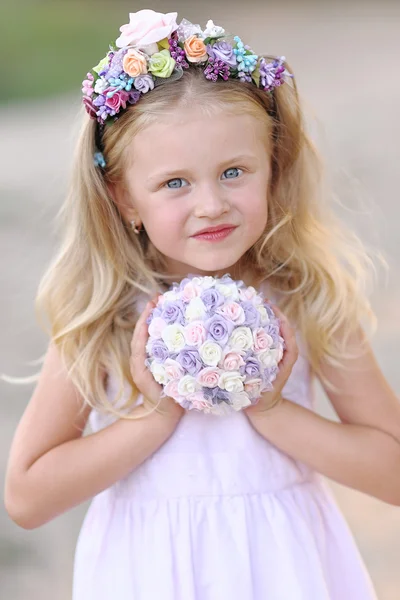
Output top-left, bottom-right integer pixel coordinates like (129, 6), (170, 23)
(130, 219), (141, 234)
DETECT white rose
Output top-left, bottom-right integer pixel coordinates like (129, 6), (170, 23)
(202, 19), (225, 38)
(215, 283), (239, 301)
(150, 361), (168, 385)
(218, 371), (245, 393)
(177, 375), (198, 397)
(116, 9), (179, 49)
(161, 323), (186, 352)
(258, 349), (277, 368)
(199, 340), (223, 367)
(228, 327), (254, 351)
(162, 290), (178, 303)
(185, 297), (207, 322)
(190, 276), (215, 290)
(257, 305), (270, 324)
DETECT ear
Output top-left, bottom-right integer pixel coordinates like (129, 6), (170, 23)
(107, 181), (140, 225)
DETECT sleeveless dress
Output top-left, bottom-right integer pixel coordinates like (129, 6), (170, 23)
(72, 290), (378, 600)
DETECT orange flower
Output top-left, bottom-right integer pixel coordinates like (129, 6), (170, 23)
(123, 49), (148, 77)
(184, 35), (208, 63)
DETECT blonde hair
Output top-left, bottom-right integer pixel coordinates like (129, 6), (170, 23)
(5, 62), (384, 415)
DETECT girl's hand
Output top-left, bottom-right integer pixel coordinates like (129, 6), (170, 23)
(245, 302), (298, 418)
(130, 298), (184, 422)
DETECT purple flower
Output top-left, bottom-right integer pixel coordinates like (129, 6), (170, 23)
(128, 90), (141, 104)
(242, 302), (261, 328)
(201, 288), (224, 312)
(244, 357), (261, 378)
(177, 349), (203, 375)
(168, 36), (189, 69)
(161, 301), (185, 325)
(133, 74), (155, 94)
(204, 57), (230, 82)
(207, 41), (237, 68)
(106, 48), (127, 80)
(150, 339), (169, 363)
(205, 314), (234, 345)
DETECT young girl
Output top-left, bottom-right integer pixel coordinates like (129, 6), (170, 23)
(4, 8), (400, 600)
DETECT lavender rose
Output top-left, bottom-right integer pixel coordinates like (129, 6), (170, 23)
(200, 288), (224, 311)
(176, 348), (203, 375)
(207, 41), (237, 67)
(244, 357), (261, 378)
(242, 301), (261, 328)
(161, 301), (185, 324)
(149, 339), (169, 362)
(133, 74), (155, 94)
(205, 314), (234, 345)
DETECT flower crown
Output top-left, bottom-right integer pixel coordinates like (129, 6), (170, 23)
(82, 9), (293, 130)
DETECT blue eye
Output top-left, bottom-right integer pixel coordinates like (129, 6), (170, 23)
(165, 178), (189, 189)
(222, 167), (242, 179)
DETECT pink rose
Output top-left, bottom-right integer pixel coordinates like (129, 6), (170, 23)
(181, 281), (202, 302)
(216, 302), (245, 324)
(164, 358), (184, 381)
(164, 379), (181, 400)
(188, 392), (213, 412)
(104, 89), (129, 112)
(184, 321), (206, 347)
(196, 367), (221, 388)
(148, 316), (168, 338)
(253, 328), (273, 352)
(116, 9), (178, 49)
(222, 351), (245, 371)
(244, 378), (263, 398)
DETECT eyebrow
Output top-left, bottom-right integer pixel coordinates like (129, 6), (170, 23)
(146, 154), (258, 185)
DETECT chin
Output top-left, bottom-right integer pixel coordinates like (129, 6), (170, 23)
(186, 255), (242, 274)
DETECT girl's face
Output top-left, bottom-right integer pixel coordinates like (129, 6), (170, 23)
(123, 107), (271, 277)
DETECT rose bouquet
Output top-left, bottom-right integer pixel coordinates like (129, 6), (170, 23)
(145, 275), (285, 415)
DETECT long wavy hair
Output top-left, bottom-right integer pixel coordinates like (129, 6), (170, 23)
(5, 62), (384, 416)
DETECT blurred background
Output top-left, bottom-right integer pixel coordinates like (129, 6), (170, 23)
(1, 0), (399, 598)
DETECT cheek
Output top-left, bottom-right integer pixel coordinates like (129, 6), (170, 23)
(238, 182), (268, 228)
(142, 203), (186, 239)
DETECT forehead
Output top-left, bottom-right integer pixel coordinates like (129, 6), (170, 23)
(128, 108), (270, 169)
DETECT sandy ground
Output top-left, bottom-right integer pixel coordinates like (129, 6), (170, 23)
(1, 2), (399, 598)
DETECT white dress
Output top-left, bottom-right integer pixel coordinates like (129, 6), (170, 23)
(73, 294), (377, 599)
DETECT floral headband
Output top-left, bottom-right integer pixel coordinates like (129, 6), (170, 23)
(82, 9), (293, 166)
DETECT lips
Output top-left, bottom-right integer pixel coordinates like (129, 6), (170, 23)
(192, 224), (237, 236)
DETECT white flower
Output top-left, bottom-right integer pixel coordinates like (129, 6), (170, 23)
(94, 78), (109, 94)
(150, 361), (168, 385)
(190, 275), (215, 290)
(215, 283), (240, 301)
(162, 290), (178, 303)
(228, 326), (254, 352)
(199, 340), (223, 367)
(161, 323), (186, 352)
(202, 19), (225, 38)
(258, 349), (277, 368)
(185, 297), (207, 322)
(177, 375), (198, 397)
(218, 371), (245, 393)
(257, 305), (270, 324)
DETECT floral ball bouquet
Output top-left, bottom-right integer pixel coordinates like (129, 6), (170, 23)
(145, 275), (285, 415)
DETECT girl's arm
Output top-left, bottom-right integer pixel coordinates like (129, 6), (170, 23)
(4, 342), (181, 530)
(247, 327), (400, 505)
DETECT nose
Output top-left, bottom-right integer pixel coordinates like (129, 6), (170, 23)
(192, 183), (230, 220)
